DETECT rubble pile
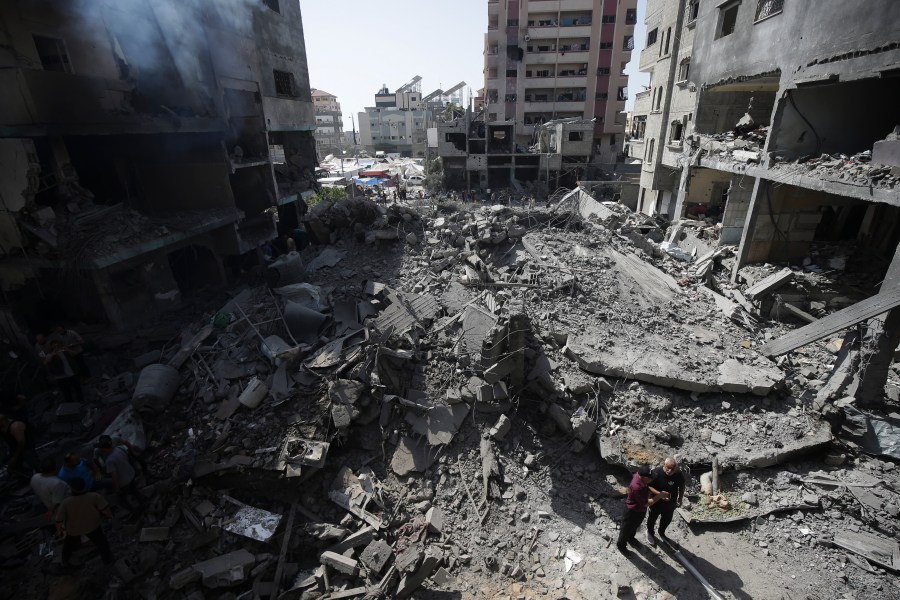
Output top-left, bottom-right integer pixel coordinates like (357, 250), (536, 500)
(693, 119), (769, 165)
(5, 195), (900, 599)
(770, 150), (900, 189)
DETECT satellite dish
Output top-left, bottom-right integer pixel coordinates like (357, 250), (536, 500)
(524, 34), (531, 41)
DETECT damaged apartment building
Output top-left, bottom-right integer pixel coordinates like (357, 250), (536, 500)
(631, 0), (900, 267)
(436, 0), (637, 190)
(0, 0), (318, 332)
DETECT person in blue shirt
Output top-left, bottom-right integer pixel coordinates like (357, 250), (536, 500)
(58, 451), (106, 492)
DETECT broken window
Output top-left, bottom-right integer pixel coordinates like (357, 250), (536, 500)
(647, 28), (658, 46)
(617, 86), (628, 101)
(568, 131), (584, 142)
(687, 0), (700, 24)
(624, 35), (634, 50)
(717, 1), (740, 38)
(626, 9), (638, 25)
(273, 70), (296, 96)
(670, 120), (684, 142)
(32, 35), (73, 73)
(505, 94), (517, 102)
(755, 0), (783, 21)
(505, 69), (518, 78)
(678, 57), (691, 82)
(262, 0), (280, 12)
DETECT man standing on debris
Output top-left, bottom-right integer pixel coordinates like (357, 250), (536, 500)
(58, 451), (104, 492)
(97, 437), (144, 511)
(616, 465), (669, 557)
(41, 339), (83, 403)
(56, 477), (114, 566)
(647, 457), (686, 547)
(31, 458), (70, 519)
(50, 325), (88, 378)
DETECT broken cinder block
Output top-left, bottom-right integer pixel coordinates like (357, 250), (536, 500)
(319, 550), (358, 576)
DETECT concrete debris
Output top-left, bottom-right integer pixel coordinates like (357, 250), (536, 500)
(6, 196), (892, 600)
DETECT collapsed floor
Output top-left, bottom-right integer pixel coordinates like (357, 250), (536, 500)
(2, 195), (900, 600)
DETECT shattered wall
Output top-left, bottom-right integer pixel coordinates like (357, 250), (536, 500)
(0, 139), (37, 253)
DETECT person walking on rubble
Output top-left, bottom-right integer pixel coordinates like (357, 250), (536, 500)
(97, 436), (144, 511)
(646, 457), (686, 548)
(0, 412), (35, 479)
(616, 465), (668, 557)
(31, 458), (70, 520)
(56, 477), (114, 566)
(50, 325), (89, 379)
(41, 339), (84, 403)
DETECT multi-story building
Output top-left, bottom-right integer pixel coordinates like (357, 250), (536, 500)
(484, 0), (637, 163)
(311, 89), (345, 157)
(669, 0), (900, 269)
(628, 0), (696, 217)
(0, 0), (317, 331)
(358, 77), (428, 157)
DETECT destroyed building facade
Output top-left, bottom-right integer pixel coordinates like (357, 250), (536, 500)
(628, 0), (697, 217)
(0, 0), (318, 332)
(630, 0), (900, 269)
(311, 89), (345, 157)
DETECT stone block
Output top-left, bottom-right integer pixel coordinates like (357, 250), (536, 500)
(425, 506), (444, 534)
(192, 549), (256, 588)
(319, 550), (358, 576)
(489, 414), (511, 441)
(359, 538), (392, 574)
(169, 566), (200, 590)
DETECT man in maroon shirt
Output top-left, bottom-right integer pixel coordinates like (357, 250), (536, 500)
(617, 465), (669, 557)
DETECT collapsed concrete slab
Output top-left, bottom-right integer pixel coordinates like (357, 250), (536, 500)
(717, 358), (784, 396)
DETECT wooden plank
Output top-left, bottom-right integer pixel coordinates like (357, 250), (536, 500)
(833, 530), (899, 572)
(272, 502), (297, 598)
(168, 324), (214, 369)
(782, 302), (817, 324)
(759, 287), (900, 357)
(745, 268), (793, 300)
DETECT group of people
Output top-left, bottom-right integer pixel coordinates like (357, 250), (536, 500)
(28, 435), (145, 567)
(617, 457), (686, 556)
(34, 325), (87, 404)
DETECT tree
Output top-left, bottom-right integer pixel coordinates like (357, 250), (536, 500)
(424, 157), (443, 194)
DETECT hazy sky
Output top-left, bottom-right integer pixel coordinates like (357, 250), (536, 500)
(299, 0), (649, 132)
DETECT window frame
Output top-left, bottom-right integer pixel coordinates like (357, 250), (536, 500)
(716, 1), (741, 39)
(273, 69), (296, 96)
(754, 0), (784, 23)
(646, 28), (659, 46)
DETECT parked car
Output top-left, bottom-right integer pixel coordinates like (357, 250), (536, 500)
(406, 174), (425, 186)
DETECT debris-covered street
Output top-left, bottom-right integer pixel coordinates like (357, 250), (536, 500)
(3, 194), (900, 600)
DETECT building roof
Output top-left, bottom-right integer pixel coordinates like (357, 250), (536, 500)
(311, 89), (337, 99)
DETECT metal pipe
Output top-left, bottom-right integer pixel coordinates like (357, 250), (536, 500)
(672, 550), (726, 600)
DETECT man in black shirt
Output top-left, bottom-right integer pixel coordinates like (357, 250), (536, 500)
(647, 457), (685, 547)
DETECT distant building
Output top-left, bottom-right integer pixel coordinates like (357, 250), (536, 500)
(358, 77), (427, 158)
(0, 0), (317, 330)
(311, 89), (345, 156)
(484, 0), (638, 163)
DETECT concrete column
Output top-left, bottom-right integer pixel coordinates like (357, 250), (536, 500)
(855, 242), (900, 405)
(729, 177), (765, 283)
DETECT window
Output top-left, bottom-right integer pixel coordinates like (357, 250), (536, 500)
(599, 41), (613, 50)
(507, 18), (519, 26)
(755, 0), (783, 21)
(617, 86), (628, 101)
(505, 94), (517, 102)
(595, 92), (608, 100)
(626, 9), (638, 25)
(262, 0), (280, 13)
(670, 120), (684, 142)
(717, 2), (740, 38)
(32, 35), (73, 73)
(597, 67), (610, 75)
(273, 70), (296, 96)
(653, 87), (664, 110)
(601, 15), (616, 24)
(610, 134), (617, 146)
(646, 138), (655, 160)
(687, 0), (700, 24)
(505, 69), (518, 78)
(647, 28), (658, 46)
(624, 35), (634, 50)
(678, 57), (691, 81)
(568, 131), (584, 142)
(663, 28), (671, 54)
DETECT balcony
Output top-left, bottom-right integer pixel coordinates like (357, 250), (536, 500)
(527, 27), (560, 39)
(524, 100), (586, 113)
